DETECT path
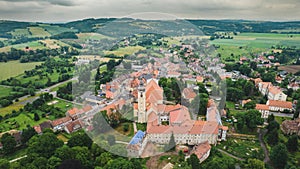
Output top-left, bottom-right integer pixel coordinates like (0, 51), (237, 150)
(258, 128), (270, 163)
(116, 140), (129, 145)
(217, 148), (245, 161)
(9, 155), (27, 163)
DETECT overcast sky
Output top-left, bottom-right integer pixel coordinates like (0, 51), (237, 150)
(0, 0), (299, 22)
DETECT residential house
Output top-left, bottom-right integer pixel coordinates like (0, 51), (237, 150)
(188, 141), (211, 163)
(51, 117), (72, 132)
(182, 88), (197, 102)
(255, 104), (270, 118)
(267, 100), (293, 112)
(64, 120), (82, 134)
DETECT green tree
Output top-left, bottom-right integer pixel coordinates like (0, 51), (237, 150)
(104, 157), (134, 169)
(67, 131), (93, 149)
(245, 159), (265, 169)
(270, 143), (288, 169)
(0, 159), (10, 169)
(54, 146), (75, 161)
(28, 133), (64, 158)
(244, 100), (256, 109)
(72, 146), (92, 168)
(96, 152), (112, 167)
(267, 129), (279, 145)
(21, 126), (37, 144)
(33, 112), (40, 121)
(47, 156), (62, 169)
(286, 135), (298, 152)
(1, 133), (16, 154)
(187, 154), (200, 169)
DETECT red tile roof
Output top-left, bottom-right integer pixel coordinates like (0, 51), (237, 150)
(255, 104), (269, 111)
(267, 100), (293, 109)
(51, 117), (72, 127)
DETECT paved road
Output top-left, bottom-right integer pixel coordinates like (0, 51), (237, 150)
(9, 155), (27, 163)
(15, 77), (77, 105)
(217, 148), (245, 161)
(258, 128), (270, 163)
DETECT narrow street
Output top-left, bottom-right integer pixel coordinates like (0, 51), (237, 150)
(258, 128), (270, 163)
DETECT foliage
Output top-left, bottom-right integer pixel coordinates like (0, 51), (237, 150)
(27, 132), (64, 158)
(67, 131), (93, 149)
(270, 143), (288, 169)
(245, 159), (265, 169)
(286, 135), (298, 152)
(0, 133), (16, 154)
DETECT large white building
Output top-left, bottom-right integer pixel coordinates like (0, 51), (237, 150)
(258, 82), (287, 101)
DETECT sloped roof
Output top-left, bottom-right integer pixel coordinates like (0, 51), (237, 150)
(267, 100), (293, 109)
(255, 104), (269, 111)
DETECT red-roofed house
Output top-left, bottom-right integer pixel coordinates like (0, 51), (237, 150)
(182, 88), (197, 102)
(255, 104), (270, 118)
(188, 141), (211, 163)
(267, 100), (293, 112)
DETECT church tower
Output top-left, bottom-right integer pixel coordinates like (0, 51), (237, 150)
(137, 85), (146, 123)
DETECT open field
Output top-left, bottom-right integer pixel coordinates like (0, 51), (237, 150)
(0, 61), (43, 81)
(77, 55), (120, 62)
(39, 24), (78, 35)
(39, 39), (70, 49)
(10, 28), (31, 37)
(0, 86), (12, 98)
(28, 27), (51, 37)
(104, 46), (146, 56)
(279, 65), (300, 74)
(77, 33), (113, 41)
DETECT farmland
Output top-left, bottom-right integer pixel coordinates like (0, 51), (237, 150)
(28, 27), (51, 37)
(279, 65), (300, 74)
(104, 46), (146, 56)
(76, 33), (113, 41)
(0, 86), (12, 98)
(0, 61), (43, 81)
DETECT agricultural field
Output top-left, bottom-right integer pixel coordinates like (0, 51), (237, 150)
(0, 40), (47, 52)
(279, 65), (300, 74)
(39, 24), (78, 35)
(28, 27), (51, 37)
(0, 61), (43, 81)
(9, 28), (31, 37)
(77, 55), (120, 62)
(77, 33), (113, 41)
(39, 39), (71, 49)
(104, 46), (146, 56)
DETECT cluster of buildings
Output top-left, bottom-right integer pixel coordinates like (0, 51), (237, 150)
(125, 58), (228, 160)
(33, 105), (93, 135)
(253, 78), (294, 118)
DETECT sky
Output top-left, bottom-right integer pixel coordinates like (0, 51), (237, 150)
(0, 0), (299, 22)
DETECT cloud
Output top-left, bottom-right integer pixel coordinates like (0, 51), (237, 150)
(0, 0), (76, 6)
(0, 0), (299, 22)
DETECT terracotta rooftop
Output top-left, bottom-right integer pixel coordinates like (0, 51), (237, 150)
(183, 88), (197, 99)
(267, 100), (293, 109)
(191, 141), (211, 160)
(51, 116), (72, 127)
(255, 104), (269, 111)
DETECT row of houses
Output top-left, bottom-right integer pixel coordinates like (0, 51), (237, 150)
(33, 105), (93, 135)
(255, 100), (293, 118)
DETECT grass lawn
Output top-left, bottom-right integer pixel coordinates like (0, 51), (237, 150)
(50, 98), (73, 112)
(57, 133), (69, 142)
(104, 46), (146, 56)
(0, 86), (12, 98)
(0, 113), (49, 132)
(0, 61), (43, 81)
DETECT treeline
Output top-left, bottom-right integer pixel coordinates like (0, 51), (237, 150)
(51, 32), (78, 40)
(0, 46), (78, 63)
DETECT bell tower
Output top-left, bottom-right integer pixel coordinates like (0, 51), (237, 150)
(137, 85), (146, 123)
